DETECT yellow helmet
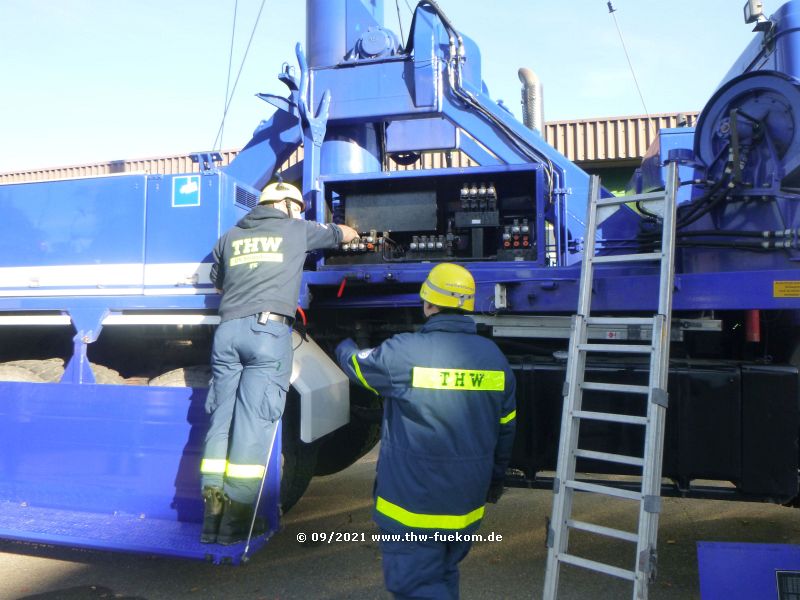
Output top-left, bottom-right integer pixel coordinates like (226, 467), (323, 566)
(259, 181), (305, 211)
(419, 263), (475, 311)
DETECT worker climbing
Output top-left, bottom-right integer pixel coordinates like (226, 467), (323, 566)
(200, 181), (358, 545)
(336, 263), (517, 598)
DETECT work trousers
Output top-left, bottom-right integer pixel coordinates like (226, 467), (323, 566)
(379, 530), (473, 599)
(201, 314), (292, 503)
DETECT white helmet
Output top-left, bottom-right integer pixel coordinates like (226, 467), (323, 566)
(259, 182), (305, 211)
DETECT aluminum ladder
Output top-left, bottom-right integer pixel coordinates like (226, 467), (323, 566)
(542, 161), (680, 600)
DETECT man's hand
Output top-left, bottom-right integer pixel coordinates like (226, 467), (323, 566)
(486, 480), (504, 504)
(338, 224), (359, 243)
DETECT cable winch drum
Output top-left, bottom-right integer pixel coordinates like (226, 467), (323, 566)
(694, 70), (800, 186)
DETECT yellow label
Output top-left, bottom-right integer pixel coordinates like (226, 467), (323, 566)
(230, 252), (283, 266)
(774, 281), (800, 298)
(412, 367), (505, 391)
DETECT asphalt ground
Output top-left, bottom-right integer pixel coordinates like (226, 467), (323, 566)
(1, 446), (799, 600)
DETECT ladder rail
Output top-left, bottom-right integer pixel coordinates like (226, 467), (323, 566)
(543, 173), (602, 599)
(543, 163), (679, 600)
(633, 162), (680, 598)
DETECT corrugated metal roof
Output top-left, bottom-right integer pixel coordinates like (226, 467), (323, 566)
(0, 112), (697, 184)
(544, 112), (698, 166)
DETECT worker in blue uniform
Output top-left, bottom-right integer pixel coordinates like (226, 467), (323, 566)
(336, 263), (517, 599)
(200, 182), (358, 545)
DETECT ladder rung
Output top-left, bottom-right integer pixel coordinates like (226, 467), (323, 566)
(557, 552), (636, 581)
(595, 196), (636, 207)
(567, 519), (639, 543)
(585, 317), (654, 326)
(578, 343), (653, 354)
(580, 381), (651, 395)
(616, 191), (665, 205)
(565, 479), (642, 501)
(573, 409), (648, 426)
(591, 252), (662, 264)
(574, 448), (645, 467)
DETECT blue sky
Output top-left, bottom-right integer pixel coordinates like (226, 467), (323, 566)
(0, 0), (759, 172)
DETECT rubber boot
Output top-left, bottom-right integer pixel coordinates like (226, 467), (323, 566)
(200, 486), (225, 544)
(217, 497), (265, 545)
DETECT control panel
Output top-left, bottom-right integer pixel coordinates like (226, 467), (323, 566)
(323, 167), (543, 265)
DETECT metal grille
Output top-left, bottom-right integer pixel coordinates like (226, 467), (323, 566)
(235, 186), (259, 210)
(779, 571), (800, 600)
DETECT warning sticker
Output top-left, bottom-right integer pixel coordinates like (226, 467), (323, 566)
(774, 281), (800, 298)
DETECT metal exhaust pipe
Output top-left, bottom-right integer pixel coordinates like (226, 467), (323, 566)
(518, 67), (543, 133)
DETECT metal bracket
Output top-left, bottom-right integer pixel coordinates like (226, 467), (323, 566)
(552, 477), (561, 494)
(562, 381), (570, 397)
(638, 547), (658, 581)
(296, 43), (331, 148)
(494, 284), (508, 310)
(189, 152), (222, 173)
(651, 388), (669, 408)
(643, 495), (662, 514)
(546, 527), (555, 548)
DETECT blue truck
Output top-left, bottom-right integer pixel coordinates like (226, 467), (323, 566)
(0, 0), (798, 565)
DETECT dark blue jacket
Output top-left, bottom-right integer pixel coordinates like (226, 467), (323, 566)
(336, 313), (516, 534)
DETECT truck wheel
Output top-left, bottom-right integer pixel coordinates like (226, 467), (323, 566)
(314, 385), (381, 476)
(281, 390), (319, 512)
(0, 364), (45, 382)
(148, 366), (317, 513)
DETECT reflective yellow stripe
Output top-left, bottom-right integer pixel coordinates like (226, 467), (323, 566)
(200, 458), (227, 474)
(412, 367), (505, 391)
(230, 252), (284, 266)
(351, 354), (379, 395)
(225, 462), (266, 479)
(376, 496), (484, 529)
(500, 409), (516, 424)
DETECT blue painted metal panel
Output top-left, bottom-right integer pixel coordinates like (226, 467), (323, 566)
(385, 118), (457, 153)
(0, 175), (146, 268)
(0, 381), (280, 563)
(698, 542), (800, 600)
(144, 173), (226, 268)
(306, 263), (800, 312)
(637, 128), (697, 204)
(312, 60), (438, 122)
(224, 106), (303, 192)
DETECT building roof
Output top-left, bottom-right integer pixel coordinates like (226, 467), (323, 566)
(0, 112), (698, 184)
(544, 112), (698, 167)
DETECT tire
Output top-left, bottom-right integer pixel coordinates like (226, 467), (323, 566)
(90, 363), (125, 384)
(4, 358), (64, 382)
(148, 366), (316, 512)
(2, 358), (124, 384)
(314, 384), (381, 476)
(0, 364), (45, 382)
(280, 390), (318, 512)
(148, 365), (211, 388)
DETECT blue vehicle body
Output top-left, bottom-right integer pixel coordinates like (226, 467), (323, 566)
(0, 0), (798, 563)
